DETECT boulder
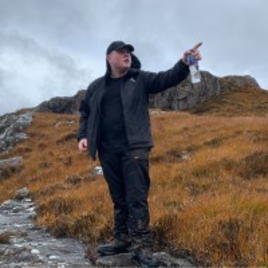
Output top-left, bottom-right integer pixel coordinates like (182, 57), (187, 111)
(0, 112), (32, 153)
(95, 251), (195, 267)
(14, 187), (30, 200)
(0, 157), (22, 170)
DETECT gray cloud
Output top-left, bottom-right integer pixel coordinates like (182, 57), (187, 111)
(0, 0), (268, 115)
(0, 31), (90, 115)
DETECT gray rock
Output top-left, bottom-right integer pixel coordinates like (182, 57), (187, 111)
(0, 200), (15, 210)
(48, 255), (61, 260)
(153, 251), (195, 267)
(95, 251), (196, 267)
(18, 251), (38, 262)
(14, 187), (30, 200)
(31, 249), (40, 255)
(0, 157), (22, 170)
(0, 112), (32, 153)
(96, 253), (135, 267)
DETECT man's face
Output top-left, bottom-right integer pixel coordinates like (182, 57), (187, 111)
(107, 48), (132, 72)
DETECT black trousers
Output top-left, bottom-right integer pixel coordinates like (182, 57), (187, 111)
(99, 148), (152, 249)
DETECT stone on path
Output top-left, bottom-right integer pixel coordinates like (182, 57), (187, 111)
(14, 187), (30, 200)
(95, 251), (195, 267)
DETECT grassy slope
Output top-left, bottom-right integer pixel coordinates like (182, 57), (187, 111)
(190, 86), (268, 117)
(0, 86), (267, 266)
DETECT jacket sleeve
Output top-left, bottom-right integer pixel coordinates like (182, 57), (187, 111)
(77, 87), (91, 142)
(142, 59), (190, 94)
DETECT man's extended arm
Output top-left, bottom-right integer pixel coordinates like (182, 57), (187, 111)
(143, 43), (202, 94)
(143, 59), (190, 94)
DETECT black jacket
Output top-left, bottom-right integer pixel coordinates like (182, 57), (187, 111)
(77, 59), (189, 160)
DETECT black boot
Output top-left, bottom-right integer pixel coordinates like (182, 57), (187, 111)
(97, 235), (131, 256)
(132, 247), (160, 267)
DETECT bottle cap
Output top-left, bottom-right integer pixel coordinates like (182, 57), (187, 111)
(187, 55), (197, 65)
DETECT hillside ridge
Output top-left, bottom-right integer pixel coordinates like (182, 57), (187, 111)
(34, 72), (266, 115)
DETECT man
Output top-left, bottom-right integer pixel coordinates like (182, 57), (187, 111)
(77, 40), (202, 267)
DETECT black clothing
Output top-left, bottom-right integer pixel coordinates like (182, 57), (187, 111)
(77, 59), (190, 160)
(106, 40), (134, 55)
(97, 235), (131, 256)
(99, 149), (152, 247)
(77, 53), (189, 258)
(100, 75), (129, 152)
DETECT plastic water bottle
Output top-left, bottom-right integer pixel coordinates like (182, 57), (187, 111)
(187, 55), (201, 83)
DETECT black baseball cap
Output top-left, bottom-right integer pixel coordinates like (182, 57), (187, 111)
(106, 41), (134, 55)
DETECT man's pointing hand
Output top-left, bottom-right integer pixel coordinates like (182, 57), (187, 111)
(182, 42), (203, 65)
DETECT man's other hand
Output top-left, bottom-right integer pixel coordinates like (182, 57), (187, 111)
(78, 138), (88, 152)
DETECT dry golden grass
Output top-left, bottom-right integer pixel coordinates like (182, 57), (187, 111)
(191, 86), (268, 117)
(0, 86), (267, 266)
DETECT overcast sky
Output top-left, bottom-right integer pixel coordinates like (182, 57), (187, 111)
(1, 0), (267, 115)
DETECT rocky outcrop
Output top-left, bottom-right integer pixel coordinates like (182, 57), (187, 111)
(34, 72), (261, 114)
(149, 72), (260, 110)
(0, 113), (32, 153)
(0, 157), (22, 180)
(35, 90), (85, 114)
(149, 71), (221, 110)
